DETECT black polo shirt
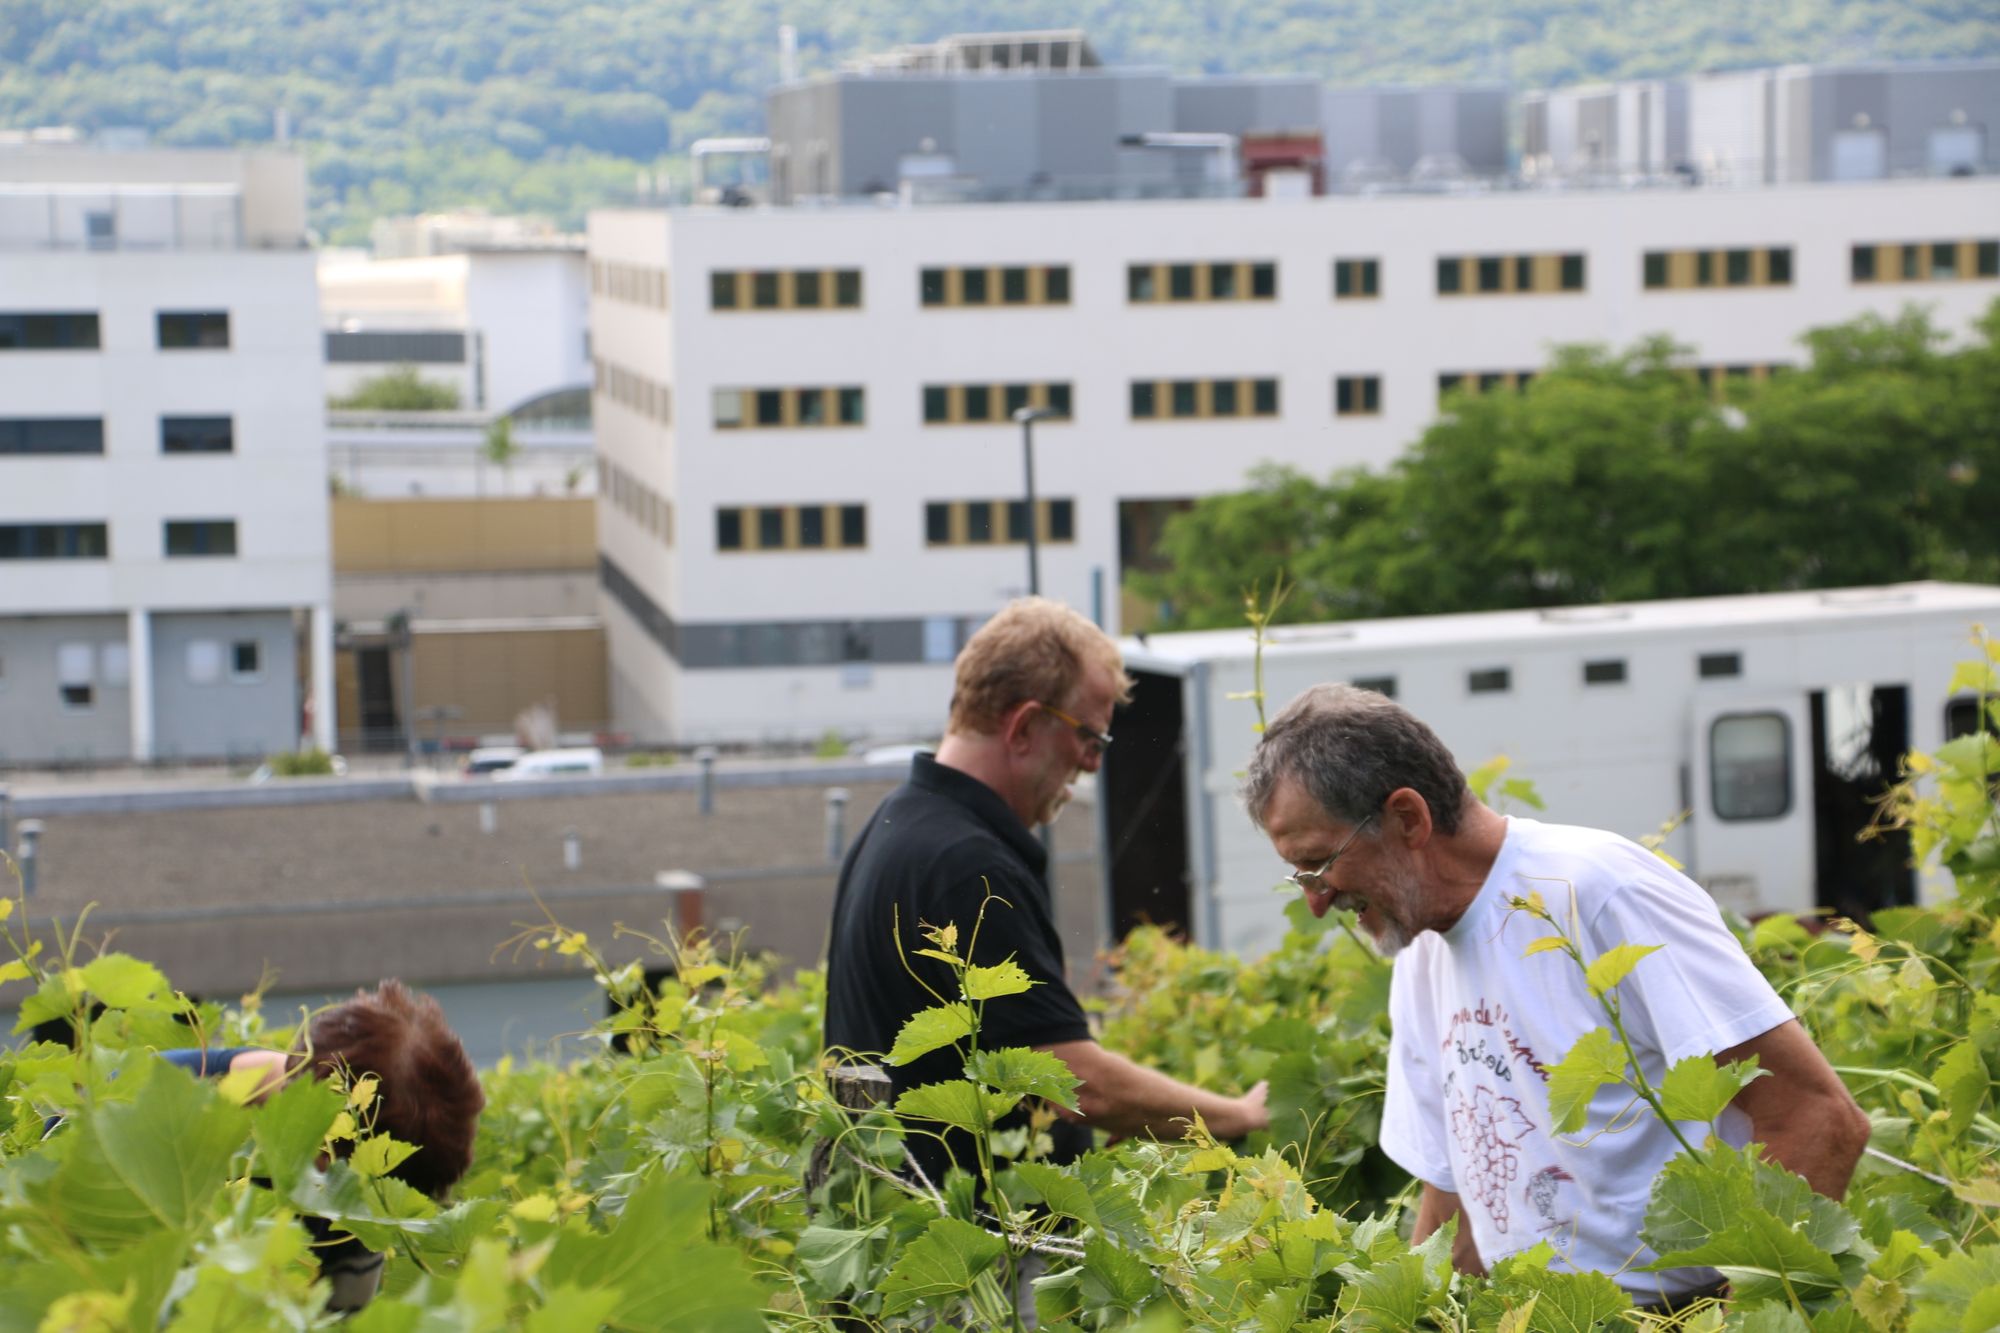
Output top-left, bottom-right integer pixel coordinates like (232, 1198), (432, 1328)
(824, 753), (1092, 1181)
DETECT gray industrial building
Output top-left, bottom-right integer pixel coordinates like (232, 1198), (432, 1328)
(1525, 60), (1999, 183)
(764, 30), (1506, 202)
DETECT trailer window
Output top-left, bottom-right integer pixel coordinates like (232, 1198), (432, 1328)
(1467, 667), (1510, 695)
(1698, 652), (1742, 679)
(1710, 712), (1791, 820)
(1946, 696), (1988, 739)
(1583, 658), (1626, 685)
(1352, 675), (1397, 698)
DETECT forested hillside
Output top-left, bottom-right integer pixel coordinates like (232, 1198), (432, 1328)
(2, 0), (1993, 240)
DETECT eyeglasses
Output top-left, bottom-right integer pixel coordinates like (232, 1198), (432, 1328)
(1038, 702), (1114, 757)
(1285, 815), (1376, 891)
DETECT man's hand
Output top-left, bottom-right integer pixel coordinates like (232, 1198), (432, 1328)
(1719, 1019), (1872, 1199)
(1413, 1184), (1484, 1275)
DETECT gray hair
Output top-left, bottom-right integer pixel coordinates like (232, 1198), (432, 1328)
(1242, 684), (1469, 835)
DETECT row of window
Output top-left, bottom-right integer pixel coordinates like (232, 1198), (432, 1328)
(0, 416), (235, 456)
(924, 499), (1076, 546)
(601, 457), (674, 545)
(325, 330), (467, 365)
(1432, 364), (1789, 404)
(593, 356), (672, 424)
(1438, 252), (1589, 296)
(1127, 261), (1278, 304)
(1644, 247), (1794, 290)
(712, 386), (866, 430)
(1852, 239), (2000, 284)
(711, 268), (863, 311)
(922, 382), (1072, 425)
(919, 265), (1072, 307)
(590, 261), (668, 310)
(0, 520), (236, 560)
(715, 504), (868, 552)
(11, 638), (263, 713)
(1439, 370), (1539, 397)
(1359, 650), (1743, 704)
(0, 310), (229, 351)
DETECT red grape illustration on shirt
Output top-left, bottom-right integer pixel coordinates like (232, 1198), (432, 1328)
(1448, 1084), (1538, 1233)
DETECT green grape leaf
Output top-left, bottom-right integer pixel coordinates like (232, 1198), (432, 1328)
(795, 1222), (887, 1293)
(250, 1072), (344, 1193)
(880, 1216), (1007, 1316)
(894, 1080), (1019, 1132)
(523, 1285), (624, 1333)
(1731, 1308), (1811, 1333)
(1659, 1053), (1765, 1124)
(1584, 943), (1661, 997)
(886, 1004), (974, 1065)
(77, 953), (176, 1012)
(1545, 1028), (1626, 1134)
(1523, 936), (1569, 957)
(964, 960), (1037, 1000)
(350, 1134), (420, 1180)
(1337, 1252), (1436, 1331)
(542, 1173), (767, 1332)
(1077, 1234), (1156, 1315)
(1933, 1040), (1990, 1137)
(966, 1047), (1081, 1109)
(1008, 1156), (1149, 1248)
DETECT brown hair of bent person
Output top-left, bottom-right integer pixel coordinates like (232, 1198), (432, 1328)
(301, 980), (485, 1199)
(946, 596), (1133, 736)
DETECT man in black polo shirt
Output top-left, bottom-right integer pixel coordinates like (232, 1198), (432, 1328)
(824, 597), (1267, 1184)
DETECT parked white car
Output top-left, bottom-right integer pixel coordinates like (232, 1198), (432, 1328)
(494, 746), (604, 781)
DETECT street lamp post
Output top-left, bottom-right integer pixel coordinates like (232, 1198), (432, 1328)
(1013, 406), (1059, 597)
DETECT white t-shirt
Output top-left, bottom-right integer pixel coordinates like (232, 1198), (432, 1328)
(1380, 818), (1795, 1301)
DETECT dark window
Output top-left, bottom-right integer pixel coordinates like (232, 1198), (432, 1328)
(1001, 267), (1029, 303)
(966, 502), (994, 543)
(1209, 263), (1236, 299)
(1698, 651), (1742, 679)
(1250, 262), (1277, 299)
(840, 505), (865, 547)
(710, 272), (738, 309)
(1437, 258), (1462, 294)
(1047, 383), (1072, 417)
(960, 268), (989, 304)
(1042, 266), (1070, 303)
(0, 417), (103, 454)
(755, 390), (784, 426)
(1477, 257), (1504, 292)
(1767, 248), (1793, 284)
(716, 508), (743, 550)
(838, 387), (865, 424)
(1438, 373), (1463, 395)
(1352, 675), (1397, 698)
(925, 502), (951, 544)
(1642, 252), (1668, 289)
(1711, 712), (1792, 820)
(323, 330), (469, 363)
(841, 622), (871, 660)
(1851, 245), (1876, 282)
(757, 508), (785, 548)
(1945, 696), (1986, 739)
(1210, 380), (1238, 416)
(1128, 266), (1155, 302)
(1251, 379), (1279, 415)
(794, 270), (823, 307)
(164, 519), (236, 557)
(797, 388), (827, 426)
(232, 640), (261, 676)
(161, 415), (233, 454)
(1515, 255), (1535, 290)
(1130, 382), (1157, 418)
(0, 312), (99, 350)
(1048, 498), (1074, 541)
(61, 684), (93, 708)
(1478, 372), (1505, 393)
(1168, 264), (1196, 300)
(964, 385), (992, 422)
(835, 269), (863, 306)
(1170, 381), (1199, 417)
(1336, 259), (1378, 297)
(752, 272), (781, 307)
(1560, 254), (1586, 290)
(1003, 383), (1031, 417)
(1902, 245), (1921, 280)
(1695, 252), (1714, 286)
(1583, 659), (1627, 685)
(1336, 377), (1379, 414)
(1006, 499), (1031, 542)
(1932, 242), (1958, 280)
(1725, 249), (1752, 285)
(1359, 259), (1378, 296)
(798, 506), (826, 548)
(1468, 667), (1511, 694)
(923, 386), (950, 423)
(157, 311), (229, 349)
(920, 268), (947, 305)
(0, 523), (108, 559)
(1978, 241), (1999, 278)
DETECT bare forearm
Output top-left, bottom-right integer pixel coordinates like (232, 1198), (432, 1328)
(1720, 1021), (1872, 1199)
(1040, 1040), (1268, 1140)
(1413, 1184), (1483, 1275)
(1748, 1105), (1870, 1198)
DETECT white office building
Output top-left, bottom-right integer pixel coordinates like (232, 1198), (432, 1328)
(587, 175), (2000, 746)
(0, 144), (334, 764)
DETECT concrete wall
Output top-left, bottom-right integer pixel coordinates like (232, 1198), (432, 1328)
(332, 497), (598, 575)
(150, 610), (298, 760)
(0, 615), (130, 765)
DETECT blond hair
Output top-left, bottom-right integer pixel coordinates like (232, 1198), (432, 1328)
(947, 597), (1132, 735)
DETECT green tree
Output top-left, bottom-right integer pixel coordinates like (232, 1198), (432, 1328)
(329, 364), (461, 411)
(1133, 302), (2000, 628)
(483, 415), (519, 495)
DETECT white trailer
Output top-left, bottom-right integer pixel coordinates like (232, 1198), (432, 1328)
(1098, 581), (2000, 960)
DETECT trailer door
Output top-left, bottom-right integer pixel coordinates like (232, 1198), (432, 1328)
(1688, 694), (1814, 917)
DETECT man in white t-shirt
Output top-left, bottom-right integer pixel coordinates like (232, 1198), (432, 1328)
(1242, 684), (1871, 1309)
